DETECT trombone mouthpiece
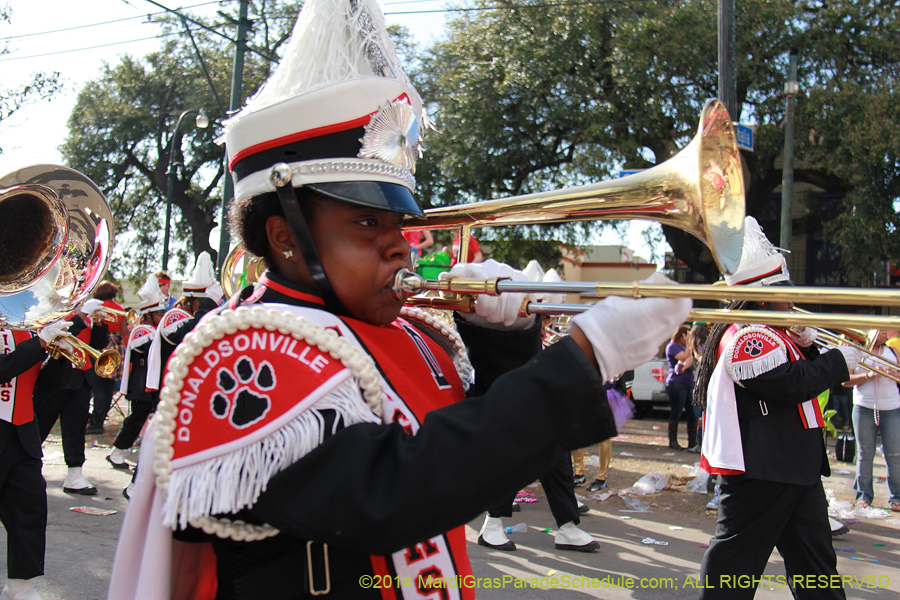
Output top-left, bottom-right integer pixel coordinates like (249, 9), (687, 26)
(392, 269), (426, 300)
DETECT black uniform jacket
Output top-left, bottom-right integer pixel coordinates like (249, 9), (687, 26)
(176, 273), (616, 599)
(0, 335), (47, 459)
(727, 343), (849, 486)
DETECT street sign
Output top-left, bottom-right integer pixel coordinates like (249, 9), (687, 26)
(736, 124), (754, 152)
(619, 169), (647, 178)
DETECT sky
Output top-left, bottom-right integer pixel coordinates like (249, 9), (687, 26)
(0, 0), (668, 265)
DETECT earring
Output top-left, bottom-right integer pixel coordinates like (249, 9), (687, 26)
(282, 249), (294, 259)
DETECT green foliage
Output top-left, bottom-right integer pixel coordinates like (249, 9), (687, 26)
(416, 0), (899, 283)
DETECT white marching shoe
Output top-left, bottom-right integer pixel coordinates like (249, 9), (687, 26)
(63, 467), (97, 496)
(0, 579), (42, 600)
(554, 521), (599, 552)
(829, 516), (850, 537)
(106, 447), (130, 470)
(477, 516), (515, 551)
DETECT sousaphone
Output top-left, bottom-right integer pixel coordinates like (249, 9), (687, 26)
(0, 165), (115, 329)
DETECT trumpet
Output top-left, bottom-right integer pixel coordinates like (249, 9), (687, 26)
(48, 334), (122, 378)
(94, 306), (140, 327)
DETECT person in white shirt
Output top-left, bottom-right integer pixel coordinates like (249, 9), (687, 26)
(843, 329), (900, 511)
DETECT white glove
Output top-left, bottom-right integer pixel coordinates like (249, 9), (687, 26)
(440, 259), (536, 329)
(204, 282), (224, 305)
(570, 272), (692, 380)
(38, 320), (73, 350)
(788, 326), (817, 348)
(834, 346), (863, 373)
(81, 299), (104, 316)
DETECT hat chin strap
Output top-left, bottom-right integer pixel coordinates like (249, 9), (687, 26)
(271, 166), (346, 315)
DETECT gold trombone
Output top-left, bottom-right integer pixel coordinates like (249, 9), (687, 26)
(47, 334), (122, 378)
(792, 309), (900, 384)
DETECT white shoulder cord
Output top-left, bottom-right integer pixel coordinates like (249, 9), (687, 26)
(155, 306), (383, 541)
(400, 306), (473, 391)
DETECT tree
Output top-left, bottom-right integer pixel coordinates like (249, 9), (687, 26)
(415, 0), (899, 284)
(0, 4), (63, 154)
(62, 2), (301, 279)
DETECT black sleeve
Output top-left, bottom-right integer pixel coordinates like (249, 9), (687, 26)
(453, 314), (542, 395)
(738, 347), (849, 406)
(251, 336), (613, 554)
(0, 337), (46, 384)
(89, 320), (109, 351)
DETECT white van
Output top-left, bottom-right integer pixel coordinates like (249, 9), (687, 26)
(627, 357), (669, 417)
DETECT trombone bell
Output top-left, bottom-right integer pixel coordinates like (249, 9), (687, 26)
(404, 99), (745, 274)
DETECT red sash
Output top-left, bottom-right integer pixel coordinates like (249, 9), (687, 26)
(344, 317), (473, 600)
(0, 330), (42, 425)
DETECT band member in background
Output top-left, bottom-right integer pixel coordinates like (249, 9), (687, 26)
(33, 299), (109, 495)
(107, 1), (690, 597)
(86, 280), (125, 435)
(154, 271), (177, 311)
(695, 217), (862, 600)
(105, 276), (169, 483)
(144, 252), (223, 394)
(0, 320), (70, 600)
(476, 261), (598, 553)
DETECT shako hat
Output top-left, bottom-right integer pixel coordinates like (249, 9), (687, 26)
(136, 274), (168, 313)
(182, 251), (216, 297)
(223, 0), (427, 218)
(723, 217), (791, 287)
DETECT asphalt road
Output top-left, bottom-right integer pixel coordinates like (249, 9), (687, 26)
(3, 417), (899, 599)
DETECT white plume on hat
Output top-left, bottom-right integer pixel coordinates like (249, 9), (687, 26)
(724, 217), (790, 287)
(223, 0), (426, 203)
(540, 268), (566, 305)
(182, 252), (216, 297)
(522, 260), (545, 283)
(137, 274), (168, 312)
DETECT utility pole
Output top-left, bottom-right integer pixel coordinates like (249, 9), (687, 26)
(718, 0), (737, 120)
(216, 0), (251, 274)
(780, 51), (799, 252)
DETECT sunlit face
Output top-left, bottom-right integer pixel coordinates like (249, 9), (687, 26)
(159, 282), (170, 296)
(306, 198), (412, 326)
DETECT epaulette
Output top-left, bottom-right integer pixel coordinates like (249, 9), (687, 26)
(127, 324), (155, 350)
(724, 325), (788, 382)
(159, 308), (192, 345)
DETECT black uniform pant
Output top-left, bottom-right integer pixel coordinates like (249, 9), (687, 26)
(113, 400), (155, 450)
(85, 369), (116, 427)
(699, 478), (844, 600)
(488, 448), (579, 527)
(35, 372), (92, 468)
(0, 423), (47, 579)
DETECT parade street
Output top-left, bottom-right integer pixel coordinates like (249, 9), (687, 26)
(13, 415), (900, 599)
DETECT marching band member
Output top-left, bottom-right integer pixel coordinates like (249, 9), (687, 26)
(0, 321), (70, 600)
(144, 252), (223, 394)
(475, 262), (598, 553)
(107, 1), (690, 598)
(33, 299), (109, 495)
(695, 217), (862, 600)
(86, 280), (125, 435)
(106, 276), (169, 475)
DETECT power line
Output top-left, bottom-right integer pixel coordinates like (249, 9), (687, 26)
(0, 33), (179, 62)
(0, 0), (226, 41)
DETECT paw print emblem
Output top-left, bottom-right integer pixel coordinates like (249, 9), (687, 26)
(210, 357), (276, 428)
(744, 338), (764, 357)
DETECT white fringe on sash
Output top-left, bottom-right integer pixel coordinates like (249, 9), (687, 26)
(727, 348), (787, 382)
(162, 377), (381, 530)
